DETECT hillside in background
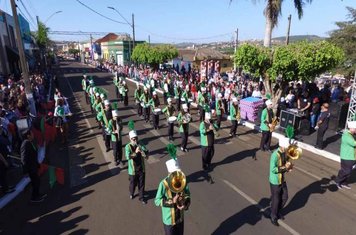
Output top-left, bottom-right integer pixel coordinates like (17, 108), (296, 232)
(272, 34), (326, 42)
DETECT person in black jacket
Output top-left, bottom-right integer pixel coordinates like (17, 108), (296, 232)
(314, 103), (330, 149)
(21, 129), (46, 202)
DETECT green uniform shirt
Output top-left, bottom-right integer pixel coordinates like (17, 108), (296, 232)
(269, 148), (287, 185)
(260, 108), (272, 131)
(107, 119), (122, 142)
(125, 143), (146, 175)
(134, 89), (142, 101)
(181, 91), (190, 103)
(215, 100), (222, 116)
(162, 105), (176, 117)
(154, 177), (191, 226)
(200, 121), (218, 146)
(198, 92), (205, 106)
(177, 112), (190, 133)
(82, 79), (87, 91)
(340, 131), (356, 160)
(230, 104), (237, 121)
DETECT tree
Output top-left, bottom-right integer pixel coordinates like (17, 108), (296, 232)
(329, 7), (356, 77)
(131, 43), (178, 68)
(230, 0), (312, 47)
(68, 49), (80, 56)
(235, 41), (344, 105)
(32, 21), (50, 50)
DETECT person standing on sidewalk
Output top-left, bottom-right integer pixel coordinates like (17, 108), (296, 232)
(21, 129), (46, 202)
(0, 153), (15, 194)
(335, 121), (356, 190)
(314, 103), (330, 149)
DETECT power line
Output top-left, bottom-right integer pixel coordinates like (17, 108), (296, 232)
(75, 0), (129, 25)
(26, 0), (38, 16)
(48, 31), (129, 36)
(16, 6), (37, 29)
(18, 0), (36, 27)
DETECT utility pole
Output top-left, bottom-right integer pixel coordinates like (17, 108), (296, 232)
(286, 14), (292, 45)
(148, 35), (150, 45)
(132, 13), (135, 49)
(10, 0), (36, 115)
(234, 28), (238, 71)
(90, 34), (93, 61)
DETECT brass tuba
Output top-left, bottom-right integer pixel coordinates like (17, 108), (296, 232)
(167, 170), (188, 208)
(270, 117), (278, 132)
(286, 144), (302, 160)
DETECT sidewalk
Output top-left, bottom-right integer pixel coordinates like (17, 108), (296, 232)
(123, 76), (341, 163)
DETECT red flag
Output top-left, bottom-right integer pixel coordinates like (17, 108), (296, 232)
(55, 168), (65, 185)
(38, 163), (49, 176)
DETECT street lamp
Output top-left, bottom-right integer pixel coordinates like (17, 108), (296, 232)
(44, 10), (63, 23)
(107, 6), (135, 49)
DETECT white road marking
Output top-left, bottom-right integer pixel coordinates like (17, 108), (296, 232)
(223, 179), (300, 235)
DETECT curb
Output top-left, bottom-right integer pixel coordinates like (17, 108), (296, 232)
(124, 77), (340, 163)
(0, 177), (30, 210)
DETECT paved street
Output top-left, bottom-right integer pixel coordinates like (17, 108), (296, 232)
(1, 60), (356, 235)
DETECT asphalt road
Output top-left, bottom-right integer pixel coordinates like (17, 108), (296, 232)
(1, 60), (356, 235)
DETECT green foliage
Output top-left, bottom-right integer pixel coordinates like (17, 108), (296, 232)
(234, 44), (271, 79)
(128, 120), (135, 131)
(329, 7), (356, 77)
(68, 49), (80, 55)
(267, 45), (298, 82)
(32, 21), (50, 49)
(285, 125), (294, 139)
(131, 43), (178, 66)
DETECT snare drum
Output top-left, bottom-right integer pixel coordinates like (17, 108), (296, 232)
(153, 108), (161, 115)
(168, 116), (177, 123)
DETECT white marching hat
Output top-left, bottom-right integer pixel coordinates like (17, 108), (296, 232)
(201, 87), (206, 92)
(167, 98), (172, 103)
(182, 103), (188, 110)
(136, 82), (140, 88)
(112, 110), (119, 117)
(186, 85), (189, 89)
(280, 97), (285, 102)
(100, 93), (105, 98)
(129, 130), (137, 139)
(348, 121), (356, 129)
(232, 97), (238, 102)
(279, 137), (290, 148)
(104, 100), (110, 106)
(95, 92), (100, 97)
(89, 80), (94, 85)
(166, 159), (181, 173)
(265, 99), (273, 106)
(153, 91), (157, 95)
(217, 93), (222, 98)
(205, 112), (211, 120)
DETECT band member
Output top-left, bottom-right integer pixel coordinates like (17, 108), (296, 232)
(54, 98), (69, 144)
(140, 87), (151, 123)
(149, 91), (161, 130)
(155, 149), (191, 235)
(175, 83), (183, 112)
(177, 103), (191, 152)
(200, 112), (218, 171)
(81, 74), (89, 104)
(314, 103), (330, 150)
(108, 110), (123, 166)
(335, 121), (356, 189)
(260, 100), (274, 152)
(198, 86), (207, 122)
(113, 74), (120, 99)
(121, 81), (129, 106)
(163, 98), (176, 141)
(125, 130), (148, 204)
(215, 93), (224, 128)
(94, 94), (105, 129)
(269, 137), (292, 226)
(181, 85), (191, 112)
(102, 100), (112, 152)
(163, 79), (170, 105)
(134, 83), (143, 116)
(229, 97), (239, 138)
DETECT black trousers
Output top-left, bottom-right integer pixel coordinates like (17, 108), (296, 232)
(176, 99), (181, 112)
(181, 132), (188, 149)
(316, 127), (327, 149)
(129, 171), (145, 200)
(164, 221), (184, 235)
(201, 145), (215, 170)
(28, 171), (40, 200)
(217, 115), (222, 129)
(144, 108), (150, 122)
(84, 91), (89, 104)
(137, 103), (143, 116)
(0, 164), (9, 191)
(230, 120), (238, 136)
(270, 182), (288, 220)
(105, 134), (111, 150)
(118, 92), (123, 102)
(124, 95), (128, 106)
(260, 131), (272, 150)
(112, 140), (122, 163)
(115, 86), (119, 98)
(168, 123), (174, 139)
(199, 105), (205, 122)
(152, 113), (159, 129)
(336, 159), (355, 185)
(164, 93), (168, 105)
(223, 100), (229, 115)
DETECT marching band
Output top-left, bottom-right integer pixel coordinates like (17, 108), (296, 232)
(81, 72), (355, 234)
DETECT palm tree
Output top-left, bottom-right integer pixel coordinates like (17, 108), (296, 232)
(231, 0), (312, 47)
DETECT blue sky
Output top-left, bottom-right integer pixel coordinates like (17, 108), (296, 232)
(0, 0), (354, 43)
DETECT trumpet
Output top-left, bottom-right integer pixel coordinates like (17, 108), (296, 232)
(208, 121), (219, 138)
(270, 117), (278, 132)
(236, 106), (241, 122)
(167, 170), (189, 208)
(136, 142), (148, 159)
